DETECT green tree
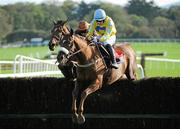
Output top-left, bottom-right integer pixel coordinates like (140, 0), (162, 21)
(5, 29), (48, 42)
(167, 6), (180, 37)
(151, 16), (176, 38)
(61, 0), (78, 20)
(125, 0), (160, 20)
(40, 4), (67, 31)
(129, 15), (148, 27)
(0, 8), (13, 39)
(133, 26), (160, 38)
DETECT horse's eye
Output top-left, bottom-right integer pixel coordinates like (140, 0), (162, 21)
(62, 40), (66, 44)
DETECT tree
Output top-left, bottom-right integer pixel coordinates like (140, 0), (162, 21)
(5, 29), (48, 42)
(125, 0), (160, 20)
(132, 26), (160, 38)
(0, 8), (13, 39)
(40, 4), (67, 31)
(151, 16), (176, 38)
(61, 0), (78, 20)
(129, 15), (148, 27)
(167, 6), (180, 37)
(76, 1), (90, 20)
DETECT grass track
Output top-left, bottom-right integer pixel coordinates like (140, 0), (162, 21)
(0, 42), (180, 77)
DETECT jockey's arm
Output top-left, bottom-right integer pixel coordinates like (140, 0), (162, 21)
(99, 21), (114, 42)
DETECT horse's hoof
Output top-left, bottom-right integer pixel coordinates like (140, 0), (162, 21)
(77, 114), (85, 124)
(72, 113), (78, 123)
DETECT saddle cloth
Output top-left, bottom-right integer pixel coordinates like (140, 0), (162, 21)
(115, 49), (124, 59)
(115, 49), (124, 64)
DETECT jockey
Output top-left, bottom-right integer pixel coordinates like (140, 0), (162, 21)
(75, 20), (90, 37)
(86, 9), (118, 69)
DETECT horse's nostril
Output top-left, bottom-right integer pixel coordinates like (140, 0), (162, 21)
(49, 43), (55, 51)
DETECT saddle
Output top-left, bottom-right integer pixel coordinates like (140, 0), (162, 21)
(96, 43), (124, 68)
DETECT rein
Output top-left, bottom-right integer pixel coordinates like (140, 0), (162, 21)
(62, 37), (103, 68)
(66, 40), (94, 59)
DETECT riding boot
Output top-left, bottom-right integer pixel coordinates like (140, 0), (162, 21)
(106, 44), (118, 69)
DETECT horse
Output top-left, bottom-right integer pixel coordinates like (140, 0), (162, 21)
(48, 20), (137, 124)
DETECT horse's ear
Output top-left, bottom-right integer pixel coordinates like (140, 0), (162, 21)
(70, 28), (74, 36)
(62, 18), (68, 26)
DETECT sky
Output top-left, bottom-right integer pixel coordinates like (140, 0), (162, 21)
(0, 0), (180, 7)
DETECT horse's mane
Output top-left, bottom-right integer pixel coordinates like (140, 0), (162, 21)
(74, 34), (94, 47)
(75, 34), (86, 40)
(56, 20), (64, 25)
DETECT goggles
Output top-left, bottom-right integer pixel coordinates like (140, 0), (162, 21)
(96, 20), (104, 23)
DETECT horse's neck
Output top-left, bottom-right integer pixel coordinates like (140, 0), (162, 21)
(74, 36), (97, 63)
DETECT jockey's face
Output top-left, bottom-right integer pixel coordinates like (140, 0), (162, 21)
(96, 20), (104, 25)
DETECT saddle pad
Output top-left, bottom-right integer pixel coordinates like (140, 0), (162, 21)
(115, 50), (124, 58)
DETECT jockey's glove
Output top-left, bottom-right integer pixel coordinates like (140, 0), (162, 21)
(86, 35), (93, 41)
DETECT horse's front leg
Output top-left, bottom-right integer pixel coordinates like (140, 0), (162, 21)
(72, 80), (79, 123)
(77, 76), (103, 124)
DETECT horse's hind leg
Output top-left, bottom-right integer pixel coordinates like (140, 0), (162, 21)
(126, 62), (136, 80)
(72, 81), (79, 123)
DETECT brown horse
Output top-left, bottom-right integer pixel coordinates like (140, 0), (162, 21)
(49, 20), (137, 124)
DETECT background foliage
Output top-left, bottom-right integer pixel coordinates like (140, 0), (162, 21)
(0, 0), (180, 43)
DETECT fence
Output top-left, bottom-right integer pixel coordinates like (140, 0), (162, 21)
(0, 55), (62, 78)
(3, 55), (178, 78)
(145, 57), (180, 70)
(137, 57), (180, 77)
(0, 77), (179, 128)
(0, 55), (144, 78)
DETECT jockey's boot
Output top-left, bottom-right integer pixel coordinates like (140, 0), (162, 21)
(106, 44), (118, 69)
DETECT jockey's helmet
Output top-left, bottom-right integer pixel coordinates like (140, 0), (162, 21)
(94, 9), (106, 21)
(78, 21), (90, 31)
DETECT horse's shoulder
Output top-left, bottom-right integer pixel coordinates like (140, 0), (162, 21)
(114, 42), (132, 49)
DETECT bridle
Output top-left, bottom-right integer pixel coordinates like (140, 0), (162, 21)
(51, 24), (89, 59)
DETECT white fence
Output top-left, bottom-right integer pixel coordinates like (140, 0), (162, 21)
(0, 55), (145, 78)
(145, 57), (180, 70)
(136, 57), (180, 77)
(0, 55), (62, 78)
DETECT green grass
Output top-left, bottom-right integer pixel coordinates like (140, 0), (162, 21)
(132, 42), (180, 59)
(144, 61), (180, 77)
(0, 42), (180, 77)
(0, 46), (59, 60)
(131, 42), (180, 77)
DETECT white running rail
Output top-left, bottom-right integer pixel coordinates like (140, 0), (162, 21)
(0, 55), (145, 78)
(0, 55), (62, 78)
(137, 64), (144, 79)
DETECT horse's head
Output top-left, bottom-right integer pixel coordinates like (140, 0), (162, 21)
(49, 19), (78, 64)
(49, 19), (71, 51)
